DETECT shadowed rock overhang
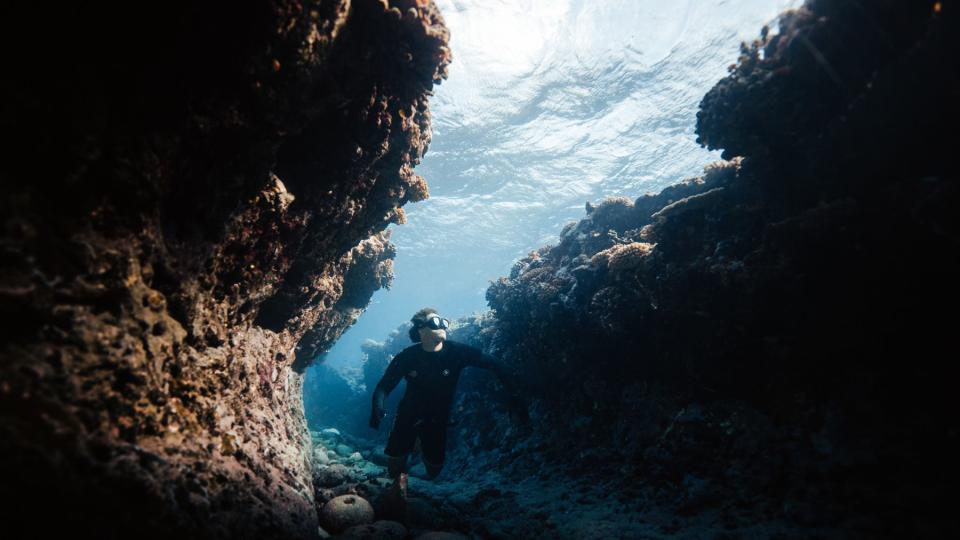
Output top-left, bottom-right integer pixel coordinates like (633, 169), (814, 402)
(0, 1), (449, 538)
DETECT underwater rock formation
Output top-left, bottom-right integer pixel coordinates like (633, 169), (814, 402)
(471, 1), (959, 537)
(0, 1), (449, 538)
(307, 427), (482, 537)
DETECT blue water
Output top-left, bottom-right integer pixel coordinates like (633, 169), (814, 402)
(310, 0), (799, 384)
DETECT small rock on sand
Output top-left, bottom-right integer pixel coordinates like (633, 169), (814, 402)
(315, 463), (352, 487)
(368, 449), (391, 466)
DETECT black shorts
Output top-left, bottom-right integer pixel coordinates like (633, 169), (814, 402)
(384, 413), (447, 465)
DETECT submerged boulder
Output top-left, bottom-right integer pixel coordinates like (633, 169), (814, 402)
(314, 447), (332, 466)
(338, 520), (407, 540)
(315, 464), (353, 488)
(354, 460), (384, 477)
(319, 494), (376, 534)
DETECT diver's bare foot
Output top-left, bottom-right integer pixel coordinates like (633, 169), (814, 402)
(386, 472), (408, 501)
(398, 472), (408, 499)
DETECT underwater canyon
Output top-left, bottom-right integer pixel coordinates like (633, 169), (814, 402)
(1, 0), (958, 539)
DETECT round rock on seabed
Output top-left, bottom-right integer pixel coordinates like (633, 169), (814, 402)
(319, 494), (376, 534)
(315, 463), (352, 487)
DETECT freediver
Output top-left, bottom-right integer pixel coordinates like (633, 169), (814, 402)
(369, 308), (528, 497)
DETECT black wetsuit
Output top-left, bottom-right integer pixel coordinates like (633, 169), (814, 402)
(372, 340), (513, 465)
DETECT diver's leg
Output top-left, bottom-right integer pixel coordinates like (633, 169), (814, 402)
(384, 414), (416, 479)
(419, 422), (447, 481)
(422, 456), (444, 480)
(384, 450), (410, 500)
(386, 453), (408, 478)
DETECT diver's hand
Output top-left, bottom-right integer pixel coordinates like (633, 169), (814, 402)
(369, 408), (385, 429)
(507, 395), (529, 426)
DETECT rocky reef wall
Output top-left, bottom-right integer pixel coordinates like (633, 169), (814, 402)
(459, 1), (958, 536)
(0, 1), (449, 538)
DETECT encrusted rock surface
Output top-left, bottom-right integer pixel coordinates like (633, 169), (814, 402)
(0, 1), (449, 538)
(320, 494), (376, 534)
(461, 1), (957, 537)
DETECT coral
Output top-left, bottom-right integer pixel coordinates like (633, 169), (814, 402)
(592, 242), (655, 272)
(404, 173), (431, 203)
(0, 1), (449, 539)
(586, 195), (636, 232)
(319, 494), (376, 534)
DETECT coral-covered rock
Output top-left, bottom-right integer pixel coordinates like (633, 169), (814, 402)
(319, 494), (376, 534)
(0, 1), (450, 539)
(471, 1), (960, 537)
(592, 241), (655, 272)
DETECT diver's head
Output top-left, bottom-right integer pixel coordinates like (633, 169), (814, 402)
(408, 307), (449, 351)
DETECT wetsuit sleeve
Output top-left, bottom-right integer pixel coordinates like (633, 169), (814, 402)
(461, 346), (519, 396)
(372, 353), (406, 413)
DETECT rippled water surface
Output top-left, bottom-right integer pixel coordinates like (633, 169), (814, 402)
(318, 0), (799, 377)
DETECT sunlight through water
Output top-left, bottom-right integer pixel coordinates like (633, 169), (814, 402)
(318, 0), (800, 379)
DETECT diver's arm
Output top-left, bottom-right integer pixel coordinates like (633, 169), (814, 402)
(370, 354), (405, 429)
(371, 386), (386, 424)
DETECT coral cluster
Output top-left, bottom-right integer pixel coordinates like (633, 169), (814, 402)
(0, 1), (449, 538)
